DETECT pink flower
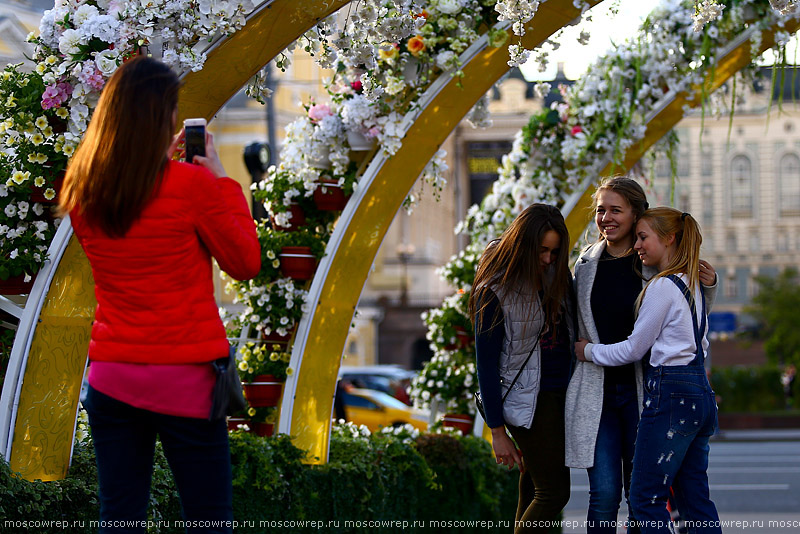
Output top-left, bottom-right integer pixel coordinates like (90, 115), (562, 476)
(351, 80), (363, 92)
(367, 126), (381, 138)
(308, 103), (333, 122)
(41, 81), (73, 109)
(571, 125), (583, 136)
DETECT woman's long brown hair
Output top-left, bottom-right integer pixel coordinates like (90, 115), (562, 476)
(59, 57), (180, 237)
(469, 203), (571, 336)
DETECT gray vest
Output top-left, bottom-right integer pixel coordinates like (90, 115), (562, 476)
(492, 282), (574, 429)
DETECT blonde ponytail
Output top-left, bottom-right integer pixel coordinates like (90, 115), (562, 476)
(634, 207), (703, 311)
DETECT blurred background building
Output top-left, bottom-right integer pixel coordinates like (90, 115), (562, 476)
(3, 0), (797, 370)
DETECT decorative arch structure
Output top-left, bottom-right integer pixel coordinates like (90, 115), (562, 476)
(0, 0), (796, 480)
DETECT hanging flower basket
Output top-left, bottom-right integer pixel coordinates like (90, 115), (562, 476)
(0, 274), (35, 295)
(313, 179), (350, 211)
(279, 246), (316, 280)
(261, 325), (296, 345)
(251, 421), (274, 437)
(243, 374), (284, 408)
(346, 129), (375, 151)
(442, 413), (474, 435)
(269, 203), (306, 232)
(307, 145), (331, 170)
(227, 417), (249, 431)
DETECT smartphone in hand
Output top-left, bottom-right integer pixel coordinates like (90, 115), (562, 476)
(183, 118), (206, 164)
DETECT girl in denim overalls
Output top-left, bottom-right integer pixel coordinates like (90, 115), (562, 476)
(576, 207), (721, 534)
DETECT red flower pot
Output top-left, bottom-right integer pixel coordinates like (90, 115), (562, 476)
(252, 422), (275, 437)
(243, 374), (284, 407)
(227, 417), (250, 431)
(0, 273), (35, 295)
(261, 325), (296, 345)
(313, 179), (349, 211)
(279, 246), (316, 280)
(455, 326), (473, 348)
(442, 413), (474, 435)
(269, 203), (306, 231)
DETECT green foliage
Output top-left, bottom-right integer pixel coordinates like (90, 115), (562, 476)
(711, 365), (799, 412)
(744, 268), (800, 367)
(1, 431), (519, 533)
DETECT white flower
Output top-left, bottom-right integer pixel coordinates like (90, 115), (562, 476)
(434, 0), (465, 15)
(74, 4), (100, 26)
(58, 29), (84, 56)
(94, 49), (119, 76)
(435, 50), (457, 71)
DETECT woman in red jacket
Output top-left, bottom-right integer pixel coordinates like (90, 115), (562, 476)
(60, 57), (260, 533)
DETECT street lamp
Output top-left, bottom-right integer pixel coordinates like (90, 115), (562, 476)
(396, 242), (416, 306)
(243, 141), (271, 220)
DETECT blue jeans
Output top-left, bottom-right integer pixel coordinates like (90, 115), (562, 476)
(84, 385), (233, 534)
(587, 382), (640, 534)
(630, 366), (720, 534)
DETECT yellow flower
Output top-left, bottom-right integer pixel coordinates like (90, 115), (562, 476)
(6, 95), (16, 107)
(46, 55), (58, 65)
(257, 353), (266, 362)
(238, 361), (248, 371)
(272, 259), (280, 268)
(31, 133), (44, 145)
(27, 153), (37, 163)
(11, 170), (29, 184)
(19, 78), (28, 87)
(286, 367), (294, 376)
(5, 178), (13, 187)
(269, 352), (279, 361)
(34, 176), (45, 187)
(35, 153), (47, 164)
(35, 63), (47, 75)
(36, 116), (48, 129)
(56, 108), (68, 119)
(54, 143), (62, 152)
(43, 188), (56, 200)
(248, 407), (256, 417)
(43, 127), (53, 137)
(378, 42), (399, 61)
(1, 72), (10, 81)
(63, 144), (74, 156)
(4, 118), (13, 129)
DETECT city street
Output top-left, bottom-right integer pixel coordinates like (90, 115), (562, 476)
(564, 433), (800, 533)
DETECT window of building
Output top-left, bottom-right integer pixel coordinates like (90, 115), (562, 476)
(779, 153), (800, 216)
(702, 183), (713, 226)
(467, 140), (513, 206)
(726, 233), (737, 252)
(777, 232), (789, 252)
(748, 277), (760, 298)
(730, 155), (753, 217)
(701, 148), (713, 176)
(724, 276), (738, 299)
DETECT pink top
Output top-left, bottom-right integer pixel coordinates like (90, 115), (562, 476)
(89, 361), (216, 419)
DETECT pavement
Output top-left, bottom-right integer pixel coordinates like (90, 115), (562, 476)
(711, 428), (800, 442)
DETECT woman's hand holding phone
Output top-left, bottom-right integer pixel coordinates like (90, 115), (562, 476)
(168, 128), (227, 179)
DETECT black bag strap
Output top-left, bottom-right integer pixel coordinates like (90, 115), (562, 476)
(666, 274), (707, 363)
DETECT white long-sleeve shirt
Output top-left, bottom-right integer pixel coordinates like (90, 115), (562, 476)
(584, 274), (708, 367)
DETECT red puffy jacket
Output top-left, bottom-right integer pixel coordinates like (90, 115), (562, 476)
(71, 160), (261, 365)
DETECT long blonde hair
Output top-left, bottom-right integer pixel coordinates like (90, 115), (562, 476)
(635, 207), (703, 310)
(59, 57), (180, 237)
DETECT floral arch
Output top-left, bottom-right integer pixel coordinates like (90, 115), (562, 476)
(0, 0), (797, 481)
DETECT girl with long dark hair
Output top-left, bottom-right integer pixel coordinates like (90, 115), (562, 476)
(470, 203), (575, 533)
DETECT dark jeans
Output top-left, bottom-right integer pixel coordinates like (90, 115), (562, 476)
(83, 385), (233, 534)
(507, 390), (571, 534)
(630, 366), (720, 534)
(587, 382), (640, 534)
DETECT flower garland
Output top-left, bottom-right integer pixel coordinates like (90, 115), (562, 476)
(411, 0), (797, 414)
(0, 0), (252, 281)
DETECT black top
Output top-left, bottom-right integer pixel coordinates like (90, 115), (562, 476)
(590, 250), (641, 392)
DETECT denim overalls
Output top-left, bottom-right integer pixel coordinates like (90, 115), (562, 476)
(629, 275), (721, 534)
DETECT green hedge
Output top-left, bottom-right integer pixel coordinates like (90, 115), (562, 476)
(1, 430), (520, 533)
(710, 365), (799, 412)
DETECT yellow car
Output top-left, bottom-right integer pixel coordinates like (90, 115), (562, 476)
(340, 388), (428, 432)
